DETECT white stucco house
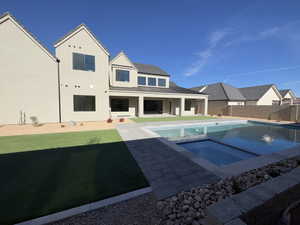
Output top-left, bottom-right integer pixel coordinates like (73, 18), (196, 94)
(0, 12), (208, 124)
(279, 89), (296, 105)
(239, 84), (282, 106)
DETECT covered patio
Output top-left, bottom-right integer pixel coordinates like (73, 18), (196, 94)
(108, 91), (208, 118)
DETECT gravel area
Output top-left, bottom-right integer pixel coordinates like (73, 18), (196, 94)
(158, 157), (300, 225)
(48, 192), (162, 225)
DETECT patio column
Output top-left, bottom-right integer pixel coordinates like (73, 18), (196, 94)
(204, 97), (208, 115)
(180, 97), (185, 116)
(138, 96), (144, 117)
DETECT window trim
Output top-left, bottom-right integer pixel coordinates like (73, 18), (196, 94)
(116, 69), (130, 82)
(148, 77), (157, 86)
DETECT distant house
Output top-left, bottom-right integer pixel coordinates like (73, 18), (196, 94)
(190, 83), (246, 115)
(279, 89), (296, 105)
(239, 84), (282, 105)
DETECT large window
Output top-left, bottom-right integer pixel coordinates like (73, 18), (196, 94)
(185, 99), (192, 111)
(158, 78), (166, 87)
(111, 98), (129, 112)
(148, 77), (156, 86)
(138, 76), (146, 85)
(73, 53), (95, 71)
(116, 70), (130, 82)
(73, 95), (96, 112)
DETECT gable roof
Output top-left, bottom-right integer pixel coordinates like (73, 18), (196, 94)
(133, 63), (170, 76)
(0, 12), (57, 62)
(54, 23), (109, 55)
(239, 84), (281, 101)
(191, 83), (246, 101)
(279, 89), (296, 99)
(110, 81), (202, 95)
(110, 51), (136, 68)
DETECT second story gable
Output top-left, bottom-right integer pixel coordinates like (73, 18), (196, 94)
(54, 24), (110, 89)
(109, 51), (170, 88)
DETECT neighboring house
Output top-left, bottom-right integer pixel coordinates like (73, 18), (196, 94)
(279, 89), (296, 105)
(239, 84), (282, 105)
(0, 12), (208, 124)
(190, 83), (245, 115)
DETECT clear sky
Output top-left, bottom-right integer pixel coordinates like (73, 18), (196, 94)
(2, 0), (300, 96)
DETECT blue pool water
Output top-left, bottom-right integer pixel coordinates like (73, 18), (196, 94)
(151, 121), (300, 165)
(179, 140), (256, 166)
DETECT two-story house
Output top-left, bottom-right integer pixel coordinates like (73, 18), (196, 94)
(0, 12), (208, 124)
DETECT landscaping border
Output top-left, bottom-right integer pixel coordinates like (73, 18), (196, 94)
(15, 187), (152, 225)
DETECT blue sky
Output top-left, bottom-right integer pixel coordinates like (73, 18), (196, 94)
(2, 0), (300, 95)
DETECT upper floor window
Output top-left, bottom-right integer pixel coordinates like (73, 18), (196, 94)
(73, 95), (96, 112)
(148, 77), (156, 86)
(73, 53), (95, 72)
(158, 78), (166, 87)
(116, 70), (130, 82)
(138, 76), (146, 85)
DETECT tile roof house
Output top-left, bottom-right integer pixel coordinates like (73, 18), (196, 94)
(0, 12), (208, 124)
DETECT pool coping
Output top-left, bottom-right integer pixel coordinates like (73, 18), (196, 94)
(140, 119), (300, 178)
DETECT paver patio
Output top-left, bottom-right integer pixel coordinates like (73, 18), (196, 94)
(117, 120), (221, 199)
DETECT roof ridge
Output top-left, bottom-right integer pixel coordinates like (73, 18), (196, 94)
(220, 83), (230, 101)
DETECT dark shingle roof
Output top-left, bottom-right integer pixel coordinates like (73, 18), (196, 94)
(110, 81), (202, 95)
(279, 89), (290, 98)
(133, 63), (169, 76)
(239, 84), (274, 101)
(191, 83), (246, 101)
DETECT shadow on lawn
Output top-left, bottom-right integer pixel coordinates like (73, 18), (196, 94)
(0, 142), (148, 225)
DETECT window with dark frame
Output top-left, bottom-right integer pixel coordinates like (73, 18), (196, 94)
(185, 99), (192, 111)
(111, 98), (129, 112)
(148, 77), (156, 86)
(73, 95), (96, 112)
(158, 78), (166, 87)
(116, 70), (130, 82)
(73, 53), (95, 71)
(138, 76), (146, 85)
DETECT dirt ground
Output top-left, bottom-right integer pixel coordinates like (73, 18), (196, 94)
(0, 119), (133, 136)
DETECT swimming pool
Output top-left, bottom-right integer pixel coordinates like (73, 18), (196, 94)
(150, 121), (300, 166)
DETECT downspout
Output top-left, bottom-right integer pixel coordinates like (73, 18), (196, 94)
(57, 59), (62, 123)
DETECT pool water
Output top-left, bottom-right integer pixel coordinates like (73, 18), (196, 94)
(179, 140), (256, 166)
(151, 121), (300, 165)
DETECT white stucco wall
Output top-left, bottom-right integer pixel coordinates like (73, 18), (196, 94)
(257, 87), (281, 105)
(109, 52), (170, 88)
(0, 16), (59, 124)
(55, 27), (110, 122)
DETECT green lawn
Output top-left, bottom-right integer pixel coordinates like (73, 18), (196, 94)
(131, 115), (214, 123)
(0, 130), (148, 224)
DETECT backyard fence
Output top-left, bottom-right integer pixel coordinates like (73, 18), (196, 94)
(210, 104), (300, 122)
